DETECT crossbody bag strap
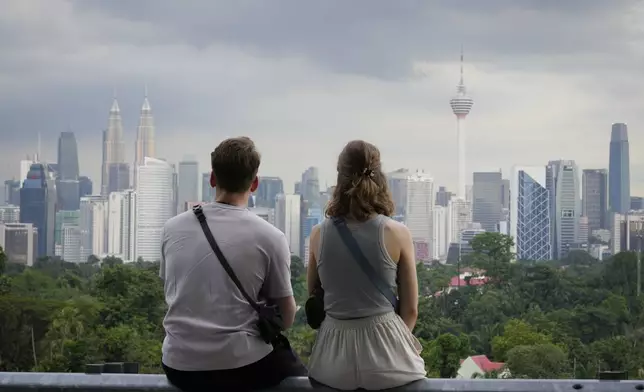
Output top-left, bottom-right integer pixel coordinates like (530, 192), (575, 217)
(331, 217), (399, 310)
(193, 205), (260, 313)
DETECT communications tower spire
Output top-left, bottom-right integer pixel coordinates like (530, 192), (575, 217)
(449, 47), (474, 199)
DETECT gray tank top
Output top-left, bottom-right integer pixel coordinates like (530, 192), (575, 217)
(317, 215), (398, 319)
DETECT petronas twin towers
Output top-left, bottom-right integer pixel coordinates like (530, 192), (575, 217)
(101, 91), (156, 195)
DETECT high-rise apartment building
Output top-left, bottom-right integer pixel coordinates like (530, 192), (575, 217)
(609, 123), (630, 214)
(546, 160), (581, 259)
(177, 161), (199, 213)
(582, 169), (608, 235)
(134, 91), (155, 186)
(135, 157), (174, 262)
(101, 98), (126, 195)
(510, 166), (552, 261)
(472, 171), (503, 232)
(256, 177), (284, 209)
(404, 170), (434, 262)
(275, 194), (301, 257)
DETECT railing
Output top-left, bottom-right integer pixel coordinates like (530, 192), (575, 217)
(0, 373), (643, 392)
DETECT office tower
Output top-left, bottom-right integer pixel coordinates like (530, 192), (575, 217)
(101, 97), (126, 195)
(108, 192), (123, 256)
(404, 170), (434, 262)
(19, 163), (53, 258)
(510, 166), (552, 261)
(459, 223), (486, 258)
(19, 158), (34, 185)
(56, 131), (81, 210)
(120, 190), (137, 262)
(256, 177), (285, 208)
(79, 196), (108, 262)
(547, 160), (581, 259)
(609, 123), (631, 214)
(501, 179), (510, 209)
(201, 173), (215, 202)
(0, 223), (37, 266)
(54, 210), (80, 257)
(107, 163), (130, 193)
(4, 180), (20, 205)
(134, 90), (155, 186)
(177, 160), (199, 213)
(435, 186), (453, 207)
(388, 169), (409, 217)
(135, 157), (174, 262)
(301, 167), (320, 204)
(616, 212), (644, 252)
(578, 216), (589, 244)
(472, 171), (503, 232)
(582, 169), (608, 235)
(448, 198), (472, 251)
(449, 49), (474, 200)
(294, 182), (301, 195)
(632, 197), (644, 210)
(275, 194), (301, 256)
(0, 205), (20, 223)
(302, 205), (323, 264)
(60, 224), (81, 264)
(432, 205), (448, 261)
(79, 176), (93, 197)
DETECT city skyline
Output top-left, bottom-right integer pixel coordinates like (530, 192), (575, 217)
(1, 1), (643, 194)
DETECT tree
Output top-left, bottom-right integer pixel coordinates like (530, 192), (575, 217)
(0, 246), (6, 275)
(469, 233), (515, 284)
(424, 333), (471, 378)
(491, 319), (553, 361)
(506, 343), (569, 379)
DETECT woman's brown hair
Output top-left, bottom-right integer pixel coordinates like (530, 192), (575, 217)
(326, 140), (395, 221)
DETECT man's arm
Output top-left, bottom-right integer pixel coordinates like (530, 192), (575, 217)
(264, 233), (297, 329)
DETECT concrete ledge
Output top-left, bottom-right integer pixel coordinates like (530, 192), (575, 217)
(0, 373), (643, 392)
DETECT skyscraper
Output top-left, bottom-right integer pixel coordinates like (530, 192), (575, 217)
(101, 97), (126, 195)
(582, 169), (608, 234)
(256, 177), (284, 208)
(79, 176), (93, 198)
(56, 131), (81, 210)
(177, 160), (199, 213)
(472, 171), (503, 232)
(404, 170), (434, 262)
(449, 49), (474, 199)
(134, 89), (155, 186)
(301, 167), (320, 204)
(201, 172), (214, 202)
(510, 166), (552, 261)
(135, 157), (174, 262)
(19, 163), (51, 258)
(387, 169), (409, 217)
(609, 123), (630, 214)
(275, 194), (301, 256)
(546, 160), (581, 259)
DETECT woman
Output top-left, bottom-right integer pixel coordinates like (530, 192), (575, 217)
(307, 140), (426, 390)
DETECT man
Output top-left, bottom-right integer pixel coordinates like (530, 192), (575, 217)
(160, 137), (305, 391)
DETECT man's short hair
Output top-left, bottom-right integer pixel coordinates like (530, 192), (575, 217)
(211, 137), (261, 193)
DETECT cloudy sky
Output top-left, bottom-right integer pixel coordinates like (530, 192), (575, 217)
(1, 0), (643, 195)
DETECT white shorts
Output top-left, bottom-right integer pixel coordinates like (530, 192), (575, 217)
(308, 311), (427, 390)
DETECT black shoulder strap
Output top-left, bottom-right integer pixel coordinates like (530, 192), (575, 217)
(331, 217), (399, 310)
(193, 205), (260, 313)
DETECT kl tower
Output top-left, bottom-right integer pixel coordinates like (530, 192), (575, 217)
(449, 49), (474, 200)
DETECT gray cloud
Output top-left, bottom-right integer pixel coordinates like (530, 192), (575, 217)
(0, 0), (643, 194)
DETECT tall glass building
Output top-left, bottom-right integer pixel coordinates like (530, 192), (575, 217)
(609, 123), (630, 214)
(510, 166), (552, 261)
(177, 160), (199, 212)
(546, 160), (581, 259)
(256, 177), (284, 209)
(56, 132), (81, 210)
(19, 163), (49, 258)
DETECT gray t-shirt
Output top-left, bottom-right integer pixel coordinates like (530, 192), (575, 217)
(160, 202), (293, 371)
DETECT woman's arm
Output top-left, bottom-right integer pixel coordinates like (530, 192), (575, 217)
(307, 224), (321, 295)
(394, 224), (419, 331)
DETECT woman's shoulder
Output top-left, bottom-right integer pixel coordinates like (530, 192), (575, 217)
(382, 216), (411, 239)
